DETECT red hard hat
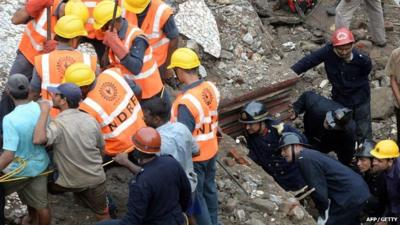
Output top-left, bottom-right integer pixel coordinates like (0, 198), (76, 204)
(132, 127), (161, 154)
(331, 27), (355, 46)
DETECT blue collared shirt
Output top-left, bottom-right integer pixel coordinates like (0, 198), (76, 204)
(157, 121), (199, 192)
(291, 43), (372, 107)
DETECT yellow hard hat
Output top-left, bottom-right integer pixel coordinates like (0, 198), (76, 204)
(370, 139), (400, 159)
(123, 0), (151, 14)
(63, 63), (95, 87)
(54, 15), (88, 39)
(93, 0), (122, 30)
(167, 48), (201, 70)
(65, 0), (90, 24)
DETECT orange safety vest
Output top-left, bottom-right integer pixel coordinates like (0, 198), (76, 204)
(18, 0), (61, 64)
(109, 24), (163, 99)
(80, 67), (146, 156)
(122, 0), (173, 66)
(34, 50), (97, 117)
(171, 81), (220, 162)
(82, 0), (104, 40)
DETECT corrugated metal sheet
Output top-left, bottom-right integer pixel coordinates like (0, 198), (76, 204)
(219, 77), (299, 137)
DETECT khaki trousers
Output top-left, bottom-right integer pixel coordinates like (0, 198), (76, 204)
(335, 0), (386, 45)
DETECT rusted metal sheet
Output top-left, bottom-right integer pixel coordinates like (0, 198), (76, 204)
(219, 77), (299, 137)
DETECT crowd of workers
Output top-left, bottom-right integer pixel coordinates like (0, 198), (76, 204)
(0, 0), (399, 225)
(240, 27), (400, 224)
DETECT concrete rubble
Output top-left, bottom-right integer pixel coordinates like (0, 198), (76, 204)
(1, 0), (400, 223)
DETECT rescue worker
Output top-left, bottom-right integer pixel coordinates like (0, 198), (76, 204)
(141, 96), (199, 193)
(57, 0), (107, 63)
(0, 0), (89, 143)
(291, 91), (357, 165)
(122, 0), (179, 81)
(96, 127), (192, 225)
(169, 48), (220, 225)
(0, 74), (50, 225)
(239, 100), (306, 191)
(291, 27), (373, 143)
(370, 140), (400, 222)
(92, 1), (166, 102)
(386, 47), (400, 145)
(33, 83), (111, 221)
(335, 0), (386, 47)
(31, 15), (97, 117)
(354, 140), (388, 219)
(63, 62), (146, 159)
(279, 132), (370, 225)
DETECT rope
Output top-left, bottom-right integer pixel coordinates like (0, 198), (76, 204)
(0, 157), (27, 182)
(0, 170), (54, 183)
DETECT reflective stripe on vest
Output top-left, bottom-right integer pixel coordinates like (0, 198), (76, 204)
(83, 69), (135, 127)
(122, 0), (172, 65)
(80, 68), (145, 154)
(181, 93), (218, 142)
(25, 24), (44, 52)
(109, 24), (163, 98)
(40, 53), (92, 90)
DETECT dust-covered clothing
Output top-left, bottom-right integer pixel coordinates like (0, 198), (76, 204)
(335, 0), (386, 45)
(46, 108), (106, 188)
(48, 181), (107, 215)
(3, 175), (48, 209)
(386, 48), (400, 83)
(157, 121), (199, 192)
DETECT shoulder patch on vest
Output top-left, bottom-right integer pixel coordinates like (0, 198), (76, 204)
(99, 82), (118, 102)
(202, 88), (214, 106)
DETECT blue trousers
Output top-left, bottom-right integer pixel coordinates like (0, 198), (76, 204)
(193, 156), (218, 225)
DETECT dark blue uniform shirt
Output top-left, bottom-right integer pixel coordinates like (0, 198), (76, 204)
(293, 91), (357, 164)
(291, 43), (372, 107)
(245, 120), (306, 191)
(385, 159), (400, 216)
(298, 149), (370, 214)
(120, 156), (191, 225)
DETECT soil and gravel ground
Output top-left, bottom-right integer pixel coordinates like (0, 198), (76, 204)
(1, 0), (400, 224)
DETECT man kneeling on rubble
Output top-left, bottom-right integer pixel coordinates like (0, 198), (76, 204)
(238, 100), (306, 191)
(33, 83), (110, 221)
(0, 74), (50, 225)
(291, 91), (357, 166)
(279, 132), (370, 225)
(97, 127), (192, 225)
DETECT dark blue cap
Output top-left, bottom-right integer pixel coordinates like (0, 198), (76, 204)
(48, 83), (82, 105)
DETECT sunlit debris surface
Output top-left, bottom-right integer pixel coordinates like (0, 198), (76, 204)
(175, 0), (221, 58)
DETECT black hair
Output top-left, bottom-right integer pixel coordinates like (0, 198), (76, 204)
(10, 90), (29, 100)
(141, 97), (171, 122)
(54, 35), (70, 42)
(58, 94), (79, 109)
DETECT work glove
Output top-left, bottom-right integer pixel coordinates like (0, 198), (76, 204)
(317, 199), (330, 225)
(25, 0), (53, 18)
(103, 31), (128, 60)
(42, 40), (58, 53)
